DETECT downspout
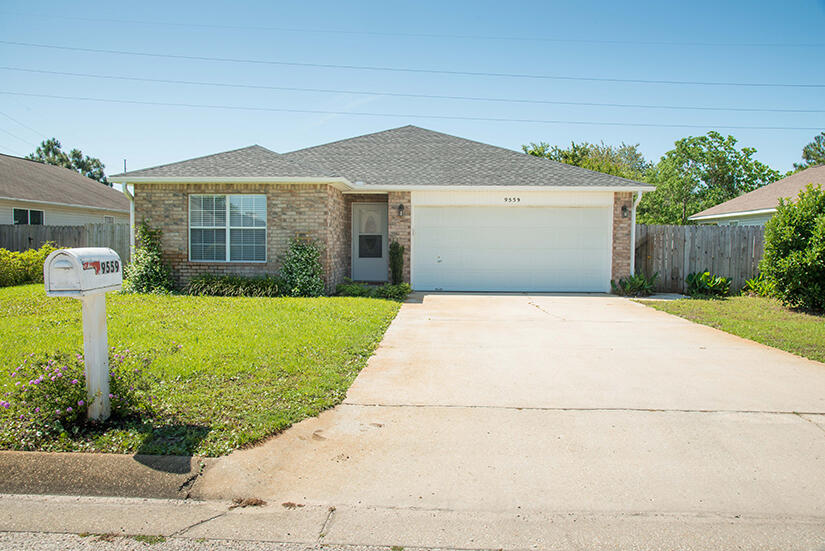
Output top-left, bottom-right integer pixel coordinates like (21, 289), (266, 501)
(122, 184), (135, 261)
(629, 191), (643, 274)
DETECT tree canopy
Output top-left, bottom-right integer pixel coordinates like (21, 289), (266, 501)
(793, 132), (825, 170)
(26, 138), (109, 186)
(637, 132), (779, 225)
(523, 140), (650, 181)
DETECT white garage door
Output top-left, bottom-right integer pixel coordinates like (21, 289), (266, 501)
(412, 206), (612, 292)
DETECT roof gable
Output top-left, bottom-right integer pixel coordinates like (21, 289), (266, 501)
(691, 165), (825, 219)
(112, 145), (322, 179)
(0, 154), (129, 212)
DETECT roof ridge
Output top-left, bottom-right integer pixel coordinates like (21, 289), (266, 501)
(283, 125), (418, 155)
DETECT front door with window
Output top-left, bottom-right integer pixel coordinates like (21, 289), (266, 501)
(352, 203), (388, 281)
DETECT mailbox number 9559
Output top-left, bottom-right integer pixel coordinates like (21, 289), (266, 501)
(100, 260), (120, 274)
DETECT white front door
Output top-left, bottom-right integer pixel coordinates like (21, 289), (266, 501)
(352, 203), (389, 282)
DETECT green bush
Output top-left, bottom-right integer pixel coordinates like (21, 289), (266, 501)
(611, 272), (658, 297)
(0, 242), (58, 287)
(760, 185), (825, 312)
(0, 349), (155, 451)
(336, 278), (373, 297)
(184, 274), (285, 297)
(686, 270), (731, 298)
(280, 238), (325, 297)
(123, 221), (174, 294)
(742, 272), (776, 298)
(374, 283), (412, 301)
(389, 241), (405, 285)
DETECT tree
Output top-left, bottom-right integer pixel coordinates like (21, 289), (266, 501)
(523, 140), (650, 180)
(793, 132), (825, 170)
(637, 131), (780, 225)
(26, 138), (110, 186)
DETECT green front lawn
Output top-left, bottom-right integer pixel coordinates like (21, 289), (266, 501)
(639, 296), (825, 363)
(0, 285), (400, 456)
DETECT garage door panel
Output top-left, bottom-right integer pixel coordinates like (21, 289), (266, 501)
(413, 206), (611, 292)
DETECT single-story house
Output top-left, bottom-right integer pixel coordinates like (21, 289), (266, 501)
(110, 125), (653, 293)
(0, 153), (129, 226)
(689, 165), (825, 226)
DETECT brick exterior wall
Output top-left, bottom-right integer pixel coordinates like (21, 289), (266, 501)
(134, 182), (346, 292)
(387, 191), (411, 283)
(611, 191), (633, 282)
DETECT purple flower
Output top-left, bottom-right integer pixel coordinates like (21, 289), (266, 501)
(66, 407), (73, 413)
(34, 407), (40, 413)
(50, 376), (56, 381)
(78, 400), (85, 406)
(71, 379), (79, 385)
(55, 409), (61, 414)
(0, 401), (9, 409)
(108, 393), (114, 399)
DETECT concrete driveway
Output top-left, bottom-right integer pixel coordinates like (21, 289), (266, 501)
(196, 294), (825, 549)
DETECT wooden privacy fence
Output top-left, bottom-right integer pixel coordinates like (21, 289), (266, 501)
(635, 224), (765, 293)
(0, 224), (130, 263)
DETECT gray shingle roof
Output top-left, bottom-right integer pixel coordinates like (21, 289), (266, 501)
(111, 145), (321, 179)
(282, 126), (652, 188)
(113, 126), (652, 189)
(690, 165), (825, 219)
(0, 153), (129, 211)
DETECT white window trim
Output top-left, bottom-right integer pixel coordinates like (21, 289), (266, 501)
(188, 194), (267, 263)
(13, 207), (45, 225)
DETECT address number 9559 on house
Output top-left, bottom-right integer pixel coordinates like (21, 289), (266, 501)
(44, 248), (123, 297)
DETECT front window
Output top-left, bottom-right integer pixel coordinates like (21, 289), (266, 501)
(189, 194), (266, 262)
(13, 208), (44, 225)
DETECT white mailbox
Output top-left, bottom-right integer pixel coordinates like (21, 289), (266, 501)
(44, 248), (122, 421)
(44, 247), (122, 296)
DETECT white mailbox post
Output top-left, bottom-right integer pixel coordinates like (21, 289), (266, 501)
(44, 248), (122, 421)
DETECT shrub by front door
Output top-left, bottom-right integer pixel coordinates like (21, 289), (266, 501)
(352, 203), (388, 282)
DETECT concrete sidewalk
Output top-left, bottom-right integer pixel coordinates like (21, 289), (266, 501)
(2, 494), (825, 550)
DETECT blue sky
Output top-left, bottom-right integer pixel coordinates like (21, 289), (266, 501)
(0, 0), (823, 177)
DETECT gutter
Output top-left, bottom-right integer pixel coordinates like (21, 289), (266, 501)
(688, 208), (777, 221)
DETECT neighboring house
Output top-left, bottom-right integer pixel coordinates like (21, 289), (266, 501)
(689, 165), (825, 226)
(110, 125), (653, 293)
(0, 153), (129, 226)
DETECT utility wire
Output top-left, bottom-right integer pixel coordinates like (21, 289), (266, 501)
(2, 66), (822, 114)
(0, 126), (38, 147)
(0, 142), (25, 156)
(1, 90), (821, 131)
(1, 40), (823, 88)
(1, 10), (822, 48)
(0, 109), (47, 138)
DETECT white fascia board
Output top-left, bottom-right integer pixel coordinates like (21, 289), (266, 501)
(348, 184), (655, 193)
(110, 176), (353, 191)
(0, 196), (129, 214)
(688, 208), (777, 221)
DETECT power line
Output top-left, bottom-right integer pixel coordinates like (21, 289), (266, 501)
(1, 10), (822, 48)
(0, 142), (25, 156)
(0, 126), (38, 147)
(0, 109), (47, 138)
(1, 90), (821, 131)
(2, 66), (823, 114)
(1, 40), (823, 89)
